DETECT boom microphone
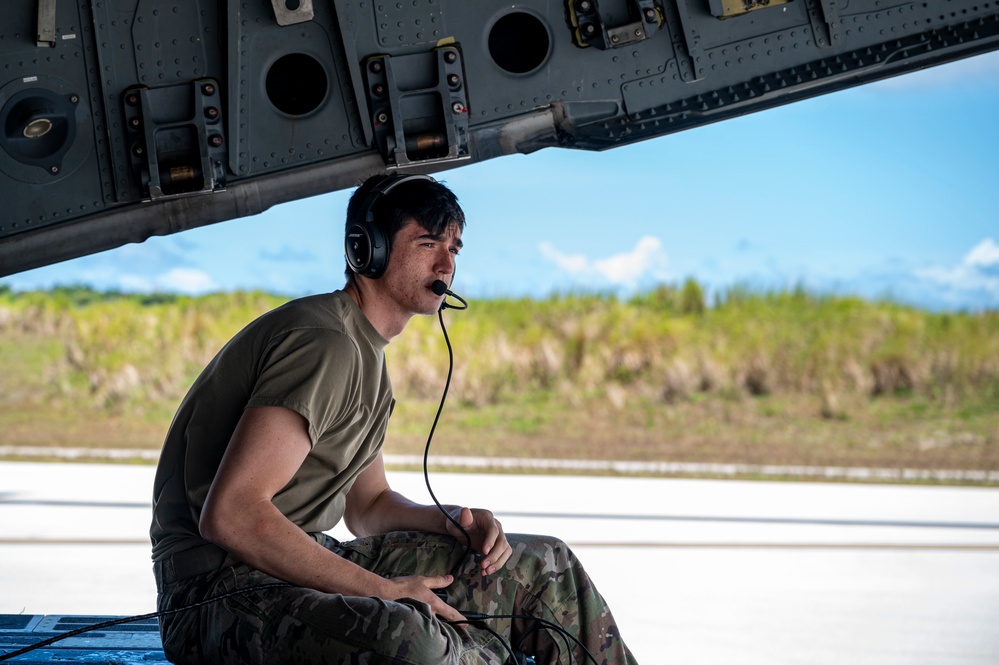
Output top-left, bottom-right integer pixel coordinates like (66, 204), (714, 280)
(431, 280), (468, 311)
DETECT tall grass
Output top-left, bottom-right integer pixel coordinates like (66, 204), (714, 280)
(390, 286), (999, 415)
(1, 282), (997, 419)
(0, 286), (286, 410)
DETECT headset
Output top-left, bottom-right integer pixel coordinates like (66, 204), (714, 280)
(344, 173), (438, 279)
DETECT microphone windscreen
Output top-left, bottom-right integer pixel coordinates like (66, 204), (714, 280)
(431, 280), (448, 296)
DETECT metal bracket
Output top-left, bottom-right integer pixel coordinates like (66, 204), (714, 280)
(270, 0), (314, 26)
(122, 79), (227, 200)
(673, 0), (704, 61)
(363, 46), (470, 168)
(568, 0), (664, 49)
(36, 0), (57, 47)
(807, 0), (841, 48)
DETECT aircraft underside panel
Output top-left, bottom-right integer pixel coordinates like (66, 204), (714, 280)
(1, 0), (997, 275)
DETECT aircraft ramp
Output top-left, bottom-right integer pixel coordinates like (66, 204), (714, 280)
(0, 613), (164, 663)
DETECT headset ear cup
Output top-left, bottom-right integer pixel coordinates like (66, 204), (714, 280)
(345, 222), (390, 278)
(365, 223), (389, 278)
(345, 223), (370, 275)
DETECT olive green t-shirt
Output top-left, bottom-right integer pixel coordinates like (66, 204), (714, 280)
(150, 290), (393, 563)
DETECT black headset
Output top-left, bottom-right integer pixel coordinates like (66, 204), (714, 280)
(344, 173), (437, 279)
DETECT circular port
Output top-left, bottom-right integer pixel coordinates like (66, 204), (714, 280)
(1, 90), (75, 164)
(488, 12), (551, 75)
(265, 53), (328, 116)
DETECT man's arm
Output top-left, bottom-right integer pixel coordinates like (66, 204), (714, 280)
(344, 452), (514, 576)
(198, 405), (463, 620)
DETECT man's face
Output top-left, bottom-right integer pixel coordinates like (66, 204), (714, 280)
(378, 219), (463, 316)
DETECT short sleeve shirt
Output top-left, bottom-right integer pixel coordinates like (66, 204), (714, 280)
(150, 291), (393, 562)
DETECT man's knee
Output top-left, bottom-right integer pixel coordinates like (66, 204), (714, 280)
(505, 534), (578, 579)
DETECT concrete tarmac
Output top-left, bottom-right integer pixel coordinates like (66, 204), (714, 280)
(2, 461), (998, 664)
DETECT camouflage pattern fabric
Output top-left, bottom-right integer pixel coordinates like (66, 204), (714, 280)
(156, 531), (638, 664)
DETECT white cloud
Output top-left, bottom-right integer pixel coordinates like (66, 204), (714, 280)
(965, 238), (999, 268)
(594, 236), (665, 283)
(914, 238), (999, 298)
(154, 268), (218, 294)
(538, 242), (589, 274)
(539, 235), (669, 287)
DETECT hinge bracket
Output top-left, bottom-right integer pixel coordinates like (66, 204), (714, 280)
(363, 46), (471, 168)
(122, 79), (227, 201)
(568, 0), (665, 49)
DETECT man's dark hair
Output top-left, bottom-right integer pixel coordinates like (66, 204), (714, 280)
(344, 175), (465, 278)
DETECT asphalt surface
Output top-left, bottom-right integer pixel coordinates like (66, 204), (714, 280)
(2, 461), (998, 664)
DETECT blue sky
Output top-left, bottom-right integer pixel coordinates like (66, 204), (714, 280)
(5, 52), (998, 311)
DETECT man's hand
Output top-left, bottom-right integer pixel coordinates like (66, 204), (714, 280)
(446, 507), (513, 576)
(383, 574), (464, 622)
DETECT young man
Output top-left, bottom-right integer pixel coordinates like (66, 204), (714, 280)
(150, 174), (638, 664)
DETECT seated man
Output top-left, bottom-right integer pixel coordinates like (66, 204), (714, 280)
(150, 174), (638, 664)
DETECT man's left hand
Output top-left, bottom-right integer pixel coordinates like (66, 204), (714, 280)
(447, 507), (512, 576)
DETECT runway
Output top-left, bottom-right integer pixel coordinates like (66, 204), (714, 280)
(2, 461), (998, 664)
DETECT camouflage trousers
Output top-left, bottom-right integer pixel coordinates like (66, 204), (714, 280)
(155, 531), (638, 665)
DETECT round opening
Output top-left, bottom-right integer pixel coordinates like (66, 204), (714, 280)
(285, 0), (301, 9)
(2, 92), (73, 162)
(265, 53), (328, 116)
(24, 118), (54, 139)
(488, 12), (550, 75)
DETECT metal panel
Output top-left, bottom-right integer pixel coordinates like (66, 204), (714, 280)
(375, 0), (446, 46)
(0, 0), (110, 237)
(1, 0), (997, 275)
(227, 0), (365, 178)
(89, 0), (224, 204)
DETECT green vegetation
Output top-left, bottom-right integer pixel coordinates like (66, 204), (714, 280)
(1, 284), (997, 479)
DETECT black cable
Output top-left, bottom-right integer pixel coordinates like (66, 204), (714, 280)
(514, 620), (570, 665)
(423, 306), (474, 577)
(450, 617), (519, 664)
(425, 300), (595, 665)
(0, 583), (290, 662)
(460, 613), (599, 665)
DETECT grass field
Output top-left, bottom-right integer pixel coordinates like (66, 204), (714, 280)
(1, 285), (996, 482)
